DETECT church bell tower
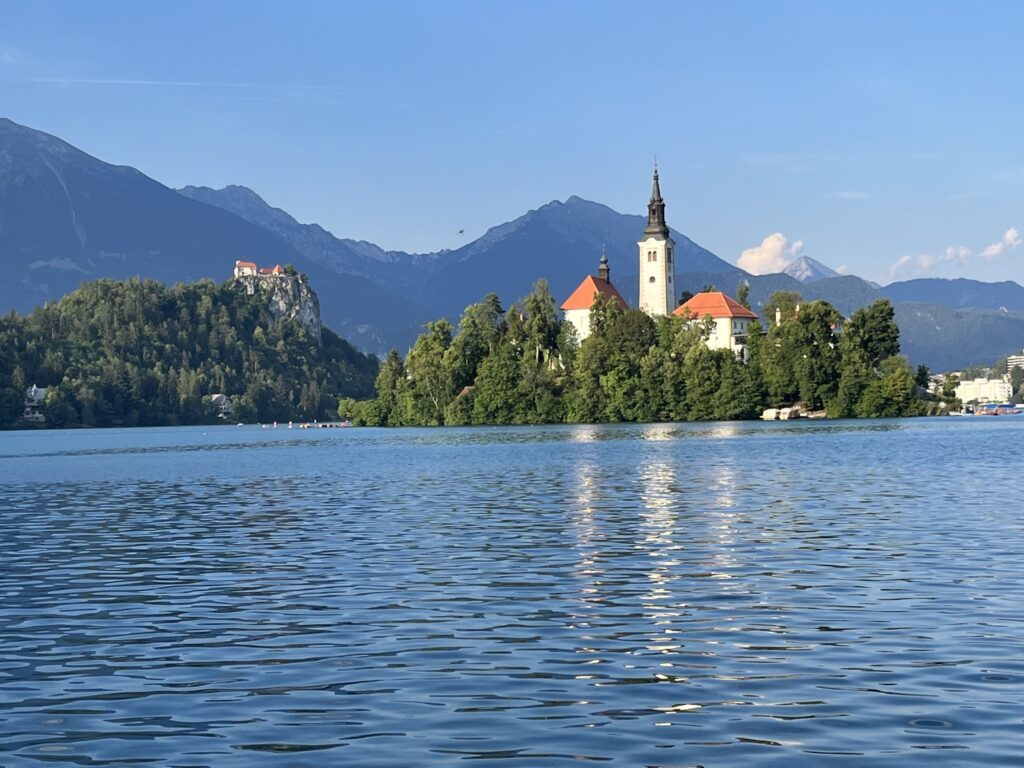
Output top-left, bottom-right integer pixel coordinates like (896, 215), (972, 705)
(637, 165), (675, 316)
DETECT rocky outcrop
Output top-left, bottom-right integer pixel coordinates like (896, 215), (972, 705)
(234, 273), (322, 343)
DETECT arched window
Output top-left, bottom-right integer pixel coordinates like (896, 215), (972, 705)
(649, 276), (656, 283)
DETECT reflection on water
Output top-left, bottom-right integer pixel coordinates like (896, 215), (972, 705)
(1, 418), (1024, 766)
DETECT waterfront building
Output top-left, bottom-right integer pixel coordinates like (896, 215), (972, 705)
(637, 166), (675, 317)
(956, 377), (1013, 404)
(560, 252), (628, 342)
(673, 291), (758, 359)
(1007, 350), (1024, 372)
(22, 384), (47, 424)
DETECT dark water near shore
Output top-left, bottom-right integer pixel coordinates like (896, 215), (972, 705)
(2, 419), (1023, 766)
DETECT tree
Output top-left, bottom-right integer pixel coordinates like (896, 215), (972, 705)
(856, 356), (921, 418)
(1010, 366), (1024, 404)
(404, 319), (454, 425)
(915, 364), (930, 388)
(762, 291), (803, 327)
(844, 300), (900, 366)
(683, 344), (721, 421)
(444, 294), (504, 392)
(472, 339), (521, 424)
(737, 282), (751, 309)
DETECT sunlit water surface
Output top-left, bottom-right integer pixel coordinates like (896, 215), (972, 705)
(2, 419), (1023, 766)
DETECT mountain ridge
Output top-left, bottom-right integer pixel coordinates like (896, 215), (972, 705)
(4, 117), (1024, 368)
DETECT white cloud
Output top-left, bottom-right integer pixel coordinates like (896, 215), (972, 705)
(737, 233), (803, 275)
(980, 228), (1021, 260)
(836, 264), (849, 274)
(887, 227), (1021, 281)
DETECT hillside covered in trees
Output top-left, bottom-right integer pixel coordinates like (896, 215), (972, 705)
(341, 282), (935, 426)
(0, 278), (378, 427)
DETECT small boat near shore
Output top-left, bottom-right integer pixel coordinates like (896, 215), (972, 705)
(974, 403), (1022, 416)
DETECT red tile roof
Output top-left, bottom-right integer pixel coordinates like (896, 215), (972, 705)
(560, 275), (628, 311)
(235, 260), (257, 269)
(673, 291), (758, 320)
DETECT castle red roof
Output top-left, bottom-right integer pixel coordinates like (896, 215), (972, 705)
(258, 264), (285, 275)
(235, 260), (257, 269)
(672, 291), (758, 320)
(561, 275), (628, 311)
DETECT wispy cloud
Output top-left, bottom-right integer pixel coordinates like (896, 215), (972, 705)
(826, 191), (868, 200)
(0, 45), (20, 65)
(887, 227), (1021, 281)
(0, 76), (389, 92)
(737, 233), (803, 275)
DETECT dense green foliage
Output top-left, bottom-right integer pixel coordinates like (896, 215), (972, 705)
(340, 285), (929, 426)
(0, 278), (377, 427)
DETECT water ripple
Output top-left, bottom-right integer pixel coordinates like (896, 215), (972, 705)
(1, 419), (1023, 766)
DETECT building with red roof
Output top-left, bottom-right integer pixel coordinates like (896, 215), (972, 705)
(234, 260), (258, 277)
(560, 253), (627, 341)
(673, 290), (758, 358)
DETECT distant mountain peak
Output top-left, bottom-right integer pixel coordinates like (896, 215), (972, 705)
(783, 255), (840, 283)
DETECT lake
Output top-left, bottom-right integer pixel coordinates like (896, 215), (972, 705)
(1, 418), (1023, 766)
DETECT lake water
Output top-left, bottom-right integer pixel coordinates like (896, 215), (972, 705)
(1, 419), (1023, 766)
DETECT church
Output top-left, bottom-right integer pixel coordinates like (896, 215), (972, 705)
(560, 168), (757, 358)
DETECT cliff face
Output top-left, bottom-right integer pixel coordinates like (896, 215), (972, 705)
(234, 274), (323, 343)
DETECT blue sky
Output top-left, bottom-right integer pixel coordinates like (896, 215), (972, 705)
(2, 1), (1022, 284)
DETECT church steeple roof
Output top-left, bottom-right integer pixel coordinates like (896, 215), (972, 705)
(598, 249), (609, 281)
(644, 164), (669, 238)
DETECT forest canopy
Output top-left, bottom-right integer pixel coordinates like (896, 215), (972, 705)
(340, 282), (931, 427)
(0, 278), (377, 427)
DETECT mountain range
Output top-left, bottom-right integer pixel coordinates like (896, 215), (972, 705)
(2, 117), (1022, 370)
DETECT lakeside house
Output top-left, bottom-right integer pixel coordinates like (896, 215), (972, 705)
(208, 393), (233, 419)
(561, 167), (758, 356)
(673, 291), (757, 359)
(956, 377), (1013, 404)
(23, 385), (47, 424)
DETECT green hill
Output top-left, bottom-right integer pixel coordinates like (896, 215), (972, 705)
(0, 277), (378, 427)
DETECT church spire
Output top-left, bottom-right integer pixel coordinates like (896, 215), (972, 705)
(644, 164), (669, 238)
(598, 248), (610, 282)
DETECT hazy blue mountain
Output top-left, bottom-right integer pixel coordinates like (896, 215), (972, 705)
(783, 255), (840, 283)
(180, 186), (734, 319)
(894, 303), (1024, 371)
(882, 278), (1024, 314)
(0, 118), (424, 353)
(178, 184), (448, 298)
(5, 117), (1023, 368)
(416, 195), (733, 317)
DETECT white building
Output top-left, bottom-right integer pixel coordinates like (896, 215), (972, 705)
(637, 166), (675, 317)
(956, 377), (1013, 404)
(560, 253), (628, 342)
(673, 291), (758, 358)
(1006, 350), (1024, 372)
(208, 393), (233, 419)
(22, 385), (47, 424)
(234, 260), (258, 277)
